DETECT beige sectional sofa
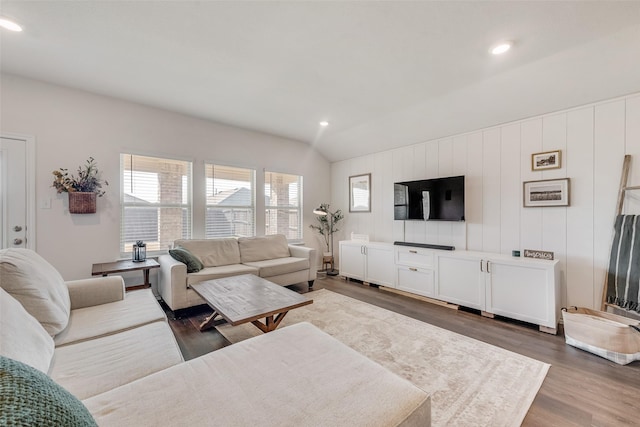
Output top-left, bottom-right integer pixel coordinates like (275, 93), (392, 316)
(0, 249), (184, 401)
(83, 322), (431, 427)
(158, 234), (317, 311)
(1, 248), (431, 426)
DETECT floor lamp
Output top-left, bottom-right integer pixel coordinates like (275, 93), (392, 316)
(313, 205), (339, 276)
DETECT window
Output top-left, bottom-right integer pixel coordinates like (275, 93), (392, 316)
(121, 154), (192, 254)
(264, 171), (302, 240)
(205, 164), (255, 238)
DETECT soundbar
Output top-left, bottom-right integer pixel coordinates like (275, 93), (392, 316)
(393, 241), (455, 251)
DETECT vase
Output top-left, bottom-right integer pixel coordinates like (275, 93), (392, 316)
(68, 192), (97, 214)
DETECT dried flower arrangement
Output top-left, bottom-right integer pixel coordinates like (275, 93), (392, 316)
(52, 157), (108, 196)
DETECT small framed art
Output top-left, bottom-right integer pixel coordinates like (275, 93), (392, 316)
(523, 178), (570, 207)
(531, 150), (561, 171)
(349, 173), (371, 212)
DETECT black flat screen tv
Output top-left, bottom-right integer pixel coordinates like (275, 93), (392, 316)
(394, 176), (465, 221)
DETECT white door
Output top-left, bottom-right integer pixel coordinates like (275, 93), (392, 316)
(0, 136), (32, 249)
(338, 241), (365, 280)
(486, 261), (554, 327)
(436, 254), (485, 310)
(365, 245), (395, 287)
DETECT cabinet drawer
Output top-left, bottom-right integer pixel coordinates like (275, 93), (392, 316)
(396, 266), (435, 298)
(396, 247), (434, 268)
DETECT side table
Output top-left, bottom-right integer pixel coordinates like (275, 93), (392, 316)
(91, 259), (160, 291)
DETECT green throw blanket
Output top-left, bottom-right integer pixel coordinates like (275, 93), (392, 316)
(607, 214), (640, 312)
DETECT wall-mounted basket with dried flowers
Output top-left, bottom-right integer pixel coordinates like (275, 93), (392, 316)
(52, 157), (108, 214)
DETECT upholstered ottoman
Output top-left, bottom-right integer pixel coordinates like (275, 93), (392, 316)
(84, 322), (431, 426)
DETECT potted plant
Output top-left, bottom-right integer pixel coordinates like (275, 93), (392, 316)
(310, 203), (344, 274)
(52, 157), (108, 214)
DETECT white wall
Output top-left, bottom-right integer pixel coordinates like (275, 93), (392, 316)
(332, 92), (640, 310)
(0, 74), (331, 281)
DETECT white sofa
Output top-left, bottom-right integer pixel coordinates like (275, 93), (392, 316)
(158, 234), (317, 311)
(0, 249), (184, 401)
(0, 248), (431, 426)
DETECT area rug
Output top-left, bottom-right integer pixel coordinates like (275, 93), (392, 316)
(217, 289), (549, 427)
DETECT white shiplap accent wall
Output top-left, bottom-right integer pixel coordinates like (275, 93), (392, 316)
(482, 128), (501, 254)
(500, 123), (521, 256)
(466, 132), (484, 251)
(594, 100), (626, 308)
(566, 107), (595, 308)
(626, 97), (640, 215)
(331, 92), (640, 310)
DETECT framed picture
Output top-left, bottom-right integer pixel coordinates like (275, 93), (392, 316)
(523, 178), (570, 207)
(349, 173), (371, 212)
(531, 150), (561, 171)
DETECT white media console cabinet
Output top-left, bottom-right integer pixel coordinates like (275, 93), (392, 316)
(338, 240), (561, 334)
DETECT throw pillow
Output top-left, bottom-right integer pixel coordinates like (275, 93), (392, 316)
(238, 234), (290, 263)
(0, 355), (97, 426)
(175, 238), (241, 267)
(0, 248), (71, 336)
(169, 246), (204, 273)
(0, 288), (55, 373)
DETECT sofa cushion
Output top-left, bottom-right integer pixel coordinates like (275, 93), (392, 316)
(186, 264), (259, 286)
(0, 355), (97, 426)
(50, 321), (184, 400)
(0, 248), (70, 335)
(238, 234), (290, 263)
(83, 322), (431, 426)
(175, 238), (240, 267)
(0, 288), (55, 373)
(54, 289), (166, 347)
(243, 257), (309, 278)
(66, 276), (125, 310)
(168, 246), (203, 273)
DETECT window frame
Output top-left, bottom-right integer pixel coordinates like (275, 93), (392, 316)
(264, 170), (303, 242)
(205, 162), (256, 238)
(120, 153), (193, 257)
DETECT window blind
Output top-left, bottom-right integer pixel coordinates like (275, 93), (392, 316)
(205, 164), (255, 238)
(121, 154), (192, 254)
(264, 171), (302, 240)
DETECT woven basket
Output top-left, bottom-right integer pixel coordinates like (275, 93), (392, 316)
(68, 192), (97, 214)
(562, 307), (640, 365)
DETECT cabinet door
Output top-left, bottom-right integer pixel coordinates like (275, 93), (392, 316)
(339, 242), (365, 280)
(436, 255), (485, 310)
(365, 245), (395, 287)
(486, 261), (556, 328)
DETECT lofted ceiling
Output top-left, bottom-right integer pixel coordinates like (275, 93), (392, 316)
(1, 1), (640, 162)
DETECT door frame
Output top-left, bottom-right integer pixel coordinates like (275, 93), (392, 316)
(1, 132), (36, 249)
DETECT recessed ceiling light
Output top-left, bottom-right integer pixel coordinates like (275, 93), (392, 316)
(490, 41), (512, 55)
(319, 121), (329, 127)
(0, 17), (23, 32)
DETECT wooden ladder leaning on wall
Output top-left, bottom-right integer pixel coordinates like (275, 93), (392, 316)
(601, 154), (640, 312)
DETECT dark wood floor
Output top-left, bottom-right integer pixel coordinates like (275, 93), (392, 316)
(163, 276), (640, 427)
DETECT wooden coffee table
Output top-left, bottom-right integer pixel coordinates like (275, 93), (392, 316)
(190, 274), (313, 333)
